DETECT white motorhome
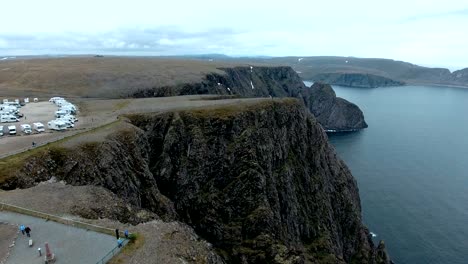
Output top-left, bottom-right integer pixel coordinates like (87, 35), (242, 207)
(5, 101), (20, 108)
(8, 125), (16, 135)
(20, 124), (32, 134)
(24, 98), (29, 103)
(0, 125), (3, 136)
(0, 105), (18, 114)
(62, 114), (78, 123)
(1, 115), (19, 123)
(2, 99), (7, 104)
(55, 110), (68, 118)
(60, 106), (77, 115)
(48, 120), (67, 131)
(49, 97), (63, 103)
(33, 122), (45, 133)
(33, 98), (39, 102)
(57, 118), (74, 128)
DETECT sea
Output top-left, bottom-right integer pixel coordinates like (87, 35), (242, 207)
(304, 81), (468, 264)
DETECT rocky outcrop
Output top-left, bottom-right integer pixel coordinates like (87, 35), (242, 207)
(307, 83), (368, 131)
(311, 73), (404, 88)
(452, 68), (468, 84)
(132, 66), (367, 131)
(5, 99), (389, 263)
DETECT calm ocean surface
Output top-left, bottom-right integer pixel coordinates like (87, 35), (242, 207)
(305, 82), (468, 264)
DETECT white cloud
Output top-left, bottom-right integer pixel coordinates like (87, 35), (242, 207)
(0, 0), (468, 69)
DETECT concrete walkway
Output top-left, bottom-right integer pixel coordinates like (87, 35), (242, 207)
(0, 211), (118, 264)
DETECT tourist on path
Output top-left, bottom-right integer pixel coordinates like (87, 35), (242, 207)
(25, 226), (31, 237)
(124, 230), (129, 239)
(19, 225), (25, 235)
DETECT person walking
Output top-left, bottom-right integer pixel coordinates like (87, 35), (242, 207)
(19, 225), (25, 235)
(124, 230), (129, 239)
(25, 226), (31, 237)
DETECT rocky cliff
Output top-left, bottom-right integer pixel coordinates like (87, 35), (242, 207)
(4, 99), (389, 263)
(307, 83), (368, 131)
(311, 73), (404, 88)
(132, 66), (367, 131)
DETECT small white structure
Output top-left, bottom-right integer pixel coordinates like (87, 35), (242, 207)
(2, 99), (7, 104)
(33, 122), (45, 133)
(47, 120), (67, 131)
(24, 98), (30, 103)
(20, 124), (32, 134)
(33, 98), (39, 103)
(0, 125), (3, 136)
(7, 125), (16, 135)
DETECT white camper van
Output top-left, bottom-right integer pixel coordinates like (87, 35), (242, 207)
(0, 125), (3, 136)
(48, 120), (67, 131)
(1, 115), (19, 123)
(8, 125), (16, 135)
(55, 110), (68, 118)
(57, 119), (74, 128)
(49, 97), (63, 103)
(20, 124), (32, 134)
(24, 98), (29, 103)
(33, 122), (45, 133)
(33, 98), (39, 103)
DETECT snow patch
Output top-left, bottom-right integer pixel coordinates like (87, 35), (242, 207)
(250, 81), (254, 89)
(298, 58), (304, 62)
(296, 71), (302, 74)
(217, 82), (221, 86)
(250, 66), (253, 73)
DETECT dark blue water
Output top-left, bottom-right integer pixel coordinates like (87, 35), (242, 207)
(306, 82), (468, 264)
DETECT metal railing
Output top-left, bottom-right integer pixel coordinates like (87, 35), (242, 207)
(95, 238), (129, 264)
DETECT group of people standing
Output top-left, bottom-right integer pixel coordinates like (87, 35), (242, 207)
(19, 224), (32, 237)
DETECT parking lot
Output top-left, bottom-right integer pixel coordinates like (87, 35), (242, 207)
(0, 101), (82, 157)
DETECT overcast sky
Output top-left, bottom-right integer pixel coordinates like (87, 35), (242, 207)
(1, 0), (467, 70)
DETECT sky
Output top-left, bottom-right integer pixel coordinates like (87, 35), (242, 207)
(1, 0), (467, 70)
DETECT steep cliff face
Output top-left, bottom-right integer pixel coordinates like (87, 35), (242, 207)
(311, 73), (404, 88)
(132, 66), (367, 131)
(6, 100), (388, 263)
(307, 83), (368, 131)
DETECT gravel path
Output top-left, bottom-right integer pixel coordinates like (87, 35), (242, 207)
(0, 212), (118, 264)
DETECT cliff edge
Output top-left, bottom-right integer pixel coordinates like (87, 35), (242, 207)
(132, 66), (368, 131)
(3, 99), (388, 263)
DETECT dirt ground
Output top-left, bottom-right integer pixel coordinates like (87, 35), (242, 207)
(0, 223), (17, 264)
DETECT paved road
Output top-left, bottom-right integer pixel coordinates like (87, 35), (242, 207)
(0, 211), (118, 264)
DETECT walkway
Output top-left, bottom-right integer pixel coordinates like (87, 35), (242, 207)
(0, 211), (118, 264)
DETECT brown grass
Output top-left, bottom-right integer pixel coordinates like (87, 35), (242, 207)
(0, 57), (253, 99)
